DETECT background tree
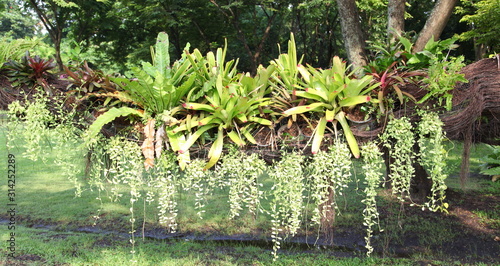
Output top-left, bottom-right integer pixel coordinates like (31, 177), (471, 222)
(387, 0), (405, 41)
(457, 0), (500, 59)
(413, 0), (459, 52)
(336, 0), (367, 72)
(0, 0), (39, 39)
(25, 0), (77, 70)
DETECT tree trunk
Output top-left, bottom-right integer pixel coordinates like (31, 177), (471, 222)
(319, 185), (335, 245)
(387, 0), (405, 42)
(336, 0), (367, 73)
(413, 0), (458, 52)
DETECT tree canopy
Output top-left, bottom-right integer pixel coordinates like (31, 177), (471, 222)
(1, 0), (496, 73)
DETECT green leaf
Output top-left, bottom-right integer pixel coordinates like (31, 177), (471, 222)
(339, 95), (372, 107)
(283, 103), (326, 116)
(88, 107), (144, 139)
(180, 124), (218, 153)
(311, 116), (327, 154)
(154, 32), (170, 76)
(227, 130), (245, 146)
(336, 111), (359, 158)
(205, 126), (224, 170)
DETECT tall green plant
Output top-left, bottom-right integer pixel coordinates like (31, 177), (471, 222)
(173, 74), (273, 169)
(283, 56), (378, 157)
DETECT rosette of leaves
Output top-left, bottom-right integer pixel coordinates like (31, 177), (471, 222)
(86, 32), (195, 168)
(283, 56), (378, 157)
(3, 51), (56, 94)
(172, 75), (273, 169)
(366, 62), (421, 114)
(268, 33), (313, 131)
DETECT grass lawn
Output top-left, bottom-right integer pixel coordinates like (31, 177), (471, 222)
(1, 116), (499, 265)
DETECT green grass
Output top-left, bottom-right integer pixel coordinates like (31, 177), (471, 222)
(2, 225), (423, 266)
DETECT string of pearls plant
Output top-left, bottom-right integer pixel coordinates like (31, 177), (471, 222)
(217, 147), (267, 219)
(380, 116), (415, 201)
(307, 140), (352, 229)
(183, 158), (217, 219)
(7, 93), (54, 161)
(103, 136), (144, 257)
(269, 151), (305, 260)
(417, 110), (449, 212)
(7, 93), (85, 196)
(360, 141), (384, 256)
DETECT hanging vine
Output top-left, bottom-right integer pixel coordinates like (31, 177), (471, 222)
(417, 111), (449, 212)
(183, 158), (217, 219)
(380, 116), (415, 201)
(360, 141), (384, 256)
(307, 140), (352, 231)
(269, 151), (305, 260)
(216, 147), (267, 219)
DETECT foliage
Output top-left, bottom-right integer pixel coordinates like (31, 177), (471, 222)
(479, 145), (500, 177)
(307, 140), (352, 228)
(182, 158), (218, 219)
(381, 116), (415, 201)
(269, 151), (305, 259)
(0, 36), (40, 66)
(366, 35), (468, 112)
(112, 32), (194, 114)
(360, 141), (384, 256)
(283, 55), (378, 157)
(418, 55), (468, 111)
(3, 51), (56, 92)
(64, 61), (119, 93)
(216, 147), (267, 219)
(457, 0), (500, 54)
(6, 93), (55, 161)
(417, 111), (448, 212)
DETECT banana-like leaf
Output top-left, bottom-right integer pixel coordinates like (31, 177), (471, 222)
(298, 88), (328, 102)
(154, 32), (170, 77)
(248, 116), (272, 126)
(241, 125), (257, 144)
(297, 64), (311, 83)
(166, 131), (183, 152)
(343, 75), (373, 98)
(311, 116), (327, 154)
(88, 107), (144, 139)
(378, 90), (386, 113)
(335, 111), (359, 158)
(331, 56), (346, 79)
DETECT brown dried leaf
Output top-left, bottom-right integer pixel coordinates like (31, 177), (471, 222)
(141, 119), (156, 169)
(155, 125), (166, 158)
